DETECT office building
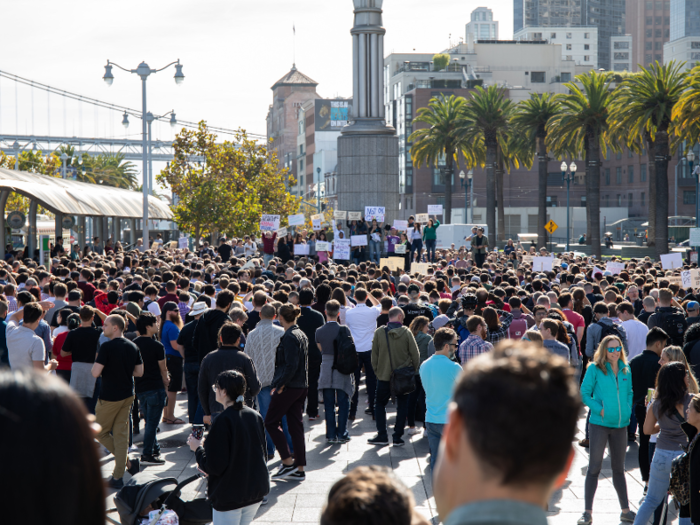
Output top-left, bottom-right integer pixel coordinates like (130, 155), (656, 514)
(515, 26), (599, 68)
(663, 0), (700, 68)
(465, 7), (499, 42)
(626, 0), (671, 71)
(611, 34), (633, 70)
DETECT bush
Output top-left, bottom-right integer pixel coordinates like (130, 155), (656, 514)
(433, 53), (450, 71)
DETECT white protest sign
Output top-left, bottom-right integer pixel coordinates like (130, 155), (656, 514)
(294, 244), (310, 255)
(380, 257), (404, 271)
(178, 237), (188, 250)
(691, 269), (700, 288)
(333, 239), (351, 260)
(316, 241), (330, 251)
(311, 213), (322, 221)
(333, 210), (347, 220)
(312, 218), (322, 231)
(394, 244), (407, 255)
(351, 235), (368, 247)
(416, 213), (429, 223)
(682, 270), (693, 288)
(348, 212), (362, 221)
(690, 228), (700, 246)
(667, 275), (683, 289)
(276, 227), (287, 238)
(592, 267), (605, 279)
(365, 206), (385, 222)
(288, 214), (305, 226)
(532, 257), (553, 272)
(407, 227), (414, 239)
(661, 252), (684, 270)
(411, 262), (430, 275)
(521, 255), (534, 266)
(427, 205), (443, 215)
(260, 214), (280, 231)
(393, 220), (408, 231)
(606, 262), (625, 275)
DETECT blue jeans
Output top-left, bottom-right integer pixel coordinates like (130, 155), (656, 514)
(635, 448), (690, 525)
(324, 388), (350, 440)
(263, 253), (273, 266)
(411, 239), (423, 263)
(212, 502), (261, 525)
(136, 389), (166, 456)
(184, 362), (201, 424)
(425, 239), (436, 262)
(257, 386), (293, 457)
(369, 240), (381, 264)
(425, 422), (444, 473)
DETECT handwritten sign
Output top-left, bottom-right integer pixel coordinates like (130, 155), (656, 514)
(311, 213), (323, 221)
(521, 255), (534, 266)
(416, 213), (429, 223)
(333, 239), (351, 260)
(661, 252), (684, 270)
(606, 262), (625, 275)
(365, 206), (385, 222)
(682, 269), (700, 289)
(427, 205), (443, 215)
(348, 212), (362, 221)
(260, 214), (280, 231)
(351, 235), (368, 247)
(411, 262), (430, 275)
(380, 257), (404, 271)
(394, 244), (407, 254)
(276, 227), (287, 237)
(178, 237), (188, 250)
(532, 257), (553, 272)
(288, 214), (305, 226)
(334, 210), (347, 220)
(316, 241), (330, 251)
(294, 244), (310, 255)
(393, 220), (408, 231)
(312, 218), (322, 231)
(667, 275), (683, 289)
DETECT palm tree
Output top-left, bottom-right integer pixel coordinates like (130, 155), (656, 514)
(511, 93), (561, 248)
(459, 85), (514, 247)
(611, 61), (688, 258)
(494, 133), (534, 242)
(674, 64), (700, 147)
(409, 94), (479, 223)
(548, 70), (616, 259)
(82, 153), (138, 189)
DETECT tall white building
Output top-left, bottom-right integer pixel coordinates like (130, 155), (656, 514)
(610, 35), (633, 71)
(663, 0), (700, 69)
(514, 26), (599, 68)
(465, 7), (499, 42)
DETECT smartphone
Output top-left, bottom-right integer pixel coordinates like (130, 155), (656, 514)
(192, 424), (204, 440)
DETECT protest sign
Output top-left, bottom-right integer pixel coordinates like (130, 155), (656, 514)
(333, 239), (351, 260)
(311, 213), (322, 221)
(592, 267), (605, 278)
(667, 275), (683, 289)
(276, 227), (287, 237)
(178, 237), (188, 250)
(294, 244), (310, 255)
(606, 262), (625, 275)
(334, 210), (347, 220)
(416, 213), (429, 223)
(351, 235), (368, 247)
(364, 206), (385, 222)
(521, 255), (534, 266)
(316, 241), (330, 251)
(682, 269), (700, 288)
(661, 252), (683, 269)
(393, 220), (408, 231)
(348, 212), (362, 220)
(411, 262), (430, 275)
(532, 257), (553, 272)
(380, 257), (404, 271)
(394, 244), (407, 254)
(312, 219), (322, 230)
(427, 205), (443, 215)
(260, 214), (280, 231)
(288, 213), (305, 226)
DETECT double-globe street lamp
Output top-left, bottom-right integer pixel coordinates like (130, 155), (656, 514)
(459, 169), (473, 224)
(103, 59), (184, 251)
(561, 161), (577, 252)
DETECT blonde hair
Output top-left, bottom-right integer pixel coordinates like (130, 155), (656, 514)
(590, 335), (629, 375)
(662, 346), (700, 394)
(523, 330), (543, 344)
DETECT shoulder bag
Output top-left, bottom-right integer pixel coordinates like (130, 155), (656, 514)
(384, 327), (416, 396)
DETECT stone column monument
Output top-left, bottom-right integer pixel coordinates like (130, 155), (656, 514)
(337, 0), (399, 223)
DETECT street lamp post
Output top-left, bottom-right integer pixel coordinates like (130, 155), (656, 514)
(561, 161), (577, 252)
(459, 170), (467, 222)
(690, 151), (698, 227)
(459, 169), (474, 224)
(316, 167), (322, 212)
(103, 59), (184, 251)
(468, 169), (473, 223)
(60, 153), (68, 179)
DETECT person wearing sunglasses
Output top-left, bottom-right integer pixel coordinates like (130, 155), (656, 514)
(578, 335), (635, 525)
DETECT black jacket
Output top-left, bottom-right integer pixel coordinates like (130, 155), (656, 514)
(198, 346), (261, 415)
(297, 307), (325, 363)
(684, 323), (700, 380)
(193, 309), (231, 364)
(195, 406), (269, 511)
(271, 325), (308, 390)
(629, 349), (661, 407)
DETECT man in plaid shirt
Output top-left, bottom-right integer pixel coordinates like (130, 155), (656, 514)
(458, 315), (493, 366)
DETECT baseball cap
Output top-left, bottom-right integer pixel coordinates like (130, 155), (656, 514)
(688, 301), (700, 311)
(470, 276), (480, 282)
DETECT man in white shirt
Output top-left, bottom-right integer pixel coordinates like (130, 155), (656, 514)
(345, 287), (381, 421)
(617, 301), (649, 360)
(6, 301), (57, 372)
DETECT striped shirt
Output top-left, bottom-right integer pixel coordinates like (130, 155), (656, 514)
(458, 334), (493, 365)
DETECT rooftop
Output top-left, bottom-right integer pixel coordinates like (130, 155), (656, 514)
(271, 65), (319, 90)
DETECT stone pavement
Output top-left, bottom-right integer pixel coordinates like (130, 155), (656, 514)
(101, 388), (683, 525)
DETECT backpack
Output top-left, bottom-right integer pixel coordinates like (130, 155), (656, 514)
(456, 319), (470, 346)
(597, 321), (621, 342)
(657, 310), (688, 346)
(507, 317), (528, 340)
(332, 326), (358, 375)
(669, 412), (697, 506)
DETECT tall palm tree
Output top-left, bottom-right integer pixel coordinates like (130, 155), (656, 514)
(459, 85), (514, 247)
(82, 153), (138, 189)
(548, 70), (616, 259)
(611, 61), (688, 259)
(674, 64), (700, 147)
(409, 94), (479, 223)
(511, 93), (561, 248)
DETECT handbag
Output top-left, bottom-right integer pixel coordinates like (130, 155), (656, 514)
(669, 409), (697, 506)
(384, 327), (416, 396)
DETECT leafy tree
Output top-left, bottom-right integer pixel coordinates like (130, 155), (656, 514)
(432, 54), (450, 72)
(158, 122), (300, 242)
(674, 63), (700, 147)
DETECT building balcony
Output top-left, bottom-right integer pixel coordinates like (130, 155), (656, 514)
(393, 62), (465, 77)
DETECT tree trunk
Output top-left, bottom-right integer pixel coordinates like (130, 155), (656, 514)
(655, 131), (670, 259)
(486, 138), (497, 247)
(496, 145), (506, 243)
(646, 135), (657, 248)
(584, 135), (592, 248)
(445, 148), (454, 224)
(537, 134), (548, 249)
(587, 132), (602, 259)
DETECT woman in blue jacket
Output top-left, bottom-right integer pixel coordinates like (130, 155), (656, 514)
(578, 335), (635, 525)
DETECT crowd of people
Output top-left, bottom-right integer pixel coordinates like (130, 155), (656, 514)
(5, 227), (700, 524)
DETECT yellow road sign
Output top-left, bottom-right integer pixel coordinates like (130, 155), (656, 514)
(545, 220), (558, 234)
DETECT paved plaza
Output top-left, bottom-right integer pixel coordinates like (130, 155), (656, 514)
(101, 387), (681, 525)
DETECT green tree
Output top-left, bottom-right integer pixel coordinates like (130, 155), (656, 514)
(548, 70), (616, 259)
(610, 61), (687, 258)
(0, 149), (62, 213)
(511, 93), (561, 248)
(432, 54), (450, 71)
(495, 132), (534, 242)
(674, 64), (700, 148)
(459, 85), (514, 246)
(158, 122), (300, 242)
(409, 94), (480, 224)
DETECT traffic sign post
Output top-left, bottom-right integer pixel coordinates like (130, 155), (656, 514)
(545, 220), (558, 254)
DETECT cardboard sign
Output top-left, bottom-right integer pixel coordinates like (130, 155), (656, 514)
(316, 241), (330, 251)
(334, 210), (347, 220)
(276, 227), (287, 237)
(333, 239), (351, 260)
(394, 244), (407, 255)
(427, 204), (443, 215)
(380, 257), (404, 271)
(260, 214), (280, 231)
(178, 237), (188, 250)
(348, 212), (362, 221)
(312, 219), (322, 231)
(661, 252), (684, 269)
(532, 257), (553, 272)
(667, 275), (683, 289)
(311, 213), (323, 221)
(606, 262), (625, 275)
(682, 269), (700, 289)
(416, 213), (429, 223)
(365, 206), (385, 222)
(294, 244), (310, 255)
(351, 235), (368, 247)
(393, 220), (408, 231)
(288, 213), (305, 226)
(411, 262), (430, 275)
(521, 255), (534, 266)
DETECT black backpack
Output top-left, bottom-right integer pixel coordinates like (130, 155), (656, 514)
(598, 321), (621, 342)
(657, 310), (688, 346)
(332, 326), (358, 375)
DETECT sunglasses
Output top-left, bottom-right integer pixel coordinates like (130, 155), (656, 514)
(607, 346), (622, 353)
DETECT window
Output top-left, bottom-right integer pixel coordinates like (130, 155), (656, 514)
(584, 55), (590, 61)
(614, 52), (629, 59)
(656, 28), (662, 38)
(665, 17), (670, 25)
(584, 44), (590, 50)
(655, 54), (663, 61)
(656, 16), (662, 25)
(605, 195), (610, 207)
(617, 194), (622, 206)
(646, 29), (653, 38)
(561, 72), (572, 82)
(566, 44), (572, 50)
(546, 196), (558, 207)
(605, 168), (610, 185)
(566, 32), (572, 39)
(299, 159), (304, 172)
(299, 144), (304, 156)
(616, 151), (622, 160)
(628, 193), (633, 207)
(646, 17), (653, 25)
(299, 174), (304, 188)
(628, 149), (634, 158)
(692, 42), (700, 49)
(665, 29), (670, 38)
(655, 41), (662, 50)
(531, 72), (546, 83)
(656, 0), (662, 8)
(641, 164), (647, 182)
(641, 192), (646, 206)
(646, 0), (652, 8)
(616, 167), (622, 183)
(629, 166), (634, 182)
(645, 54), (653, 63)
(566, 55), (573, 61)
(551, 32), (557, 39)
(684, 191), (697, 205)
(646, 42), (653, 50)
(584, 32), (590, 39)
